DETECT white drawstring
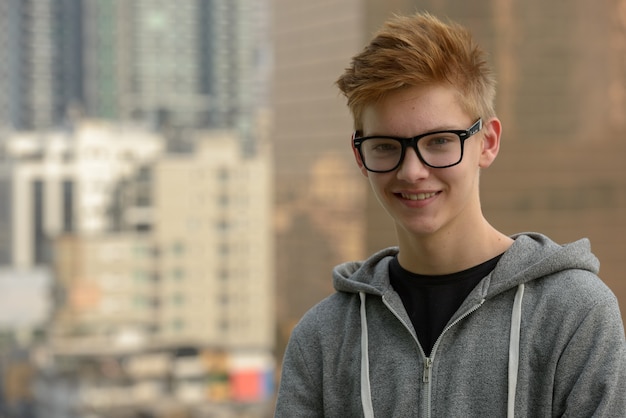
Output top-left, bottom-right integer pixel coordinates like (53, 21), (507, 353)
(508, 283), (525, 418)
(360, 292), (375, 418)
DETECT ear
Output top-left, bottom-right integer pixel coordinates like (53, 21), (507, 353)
(478, 118), (502, 169)
(352, 133), (369, 177)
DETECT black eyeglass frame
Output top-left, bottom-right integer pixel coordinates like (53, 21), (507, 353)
(353, 118), (483, 172)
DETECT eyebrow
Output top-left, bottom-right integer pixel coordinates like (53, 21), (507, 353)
(359, 124), (465, 138)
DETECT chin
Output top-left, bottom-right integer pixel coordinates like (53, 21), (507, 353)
(396, 219), (442, 238)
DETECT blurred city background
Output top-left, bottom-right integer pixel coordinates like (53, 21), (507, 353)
(0, 0), (624, 417)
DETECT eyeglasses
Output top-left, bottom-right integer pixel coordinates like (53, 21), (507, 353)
(353, 119), (482, 173)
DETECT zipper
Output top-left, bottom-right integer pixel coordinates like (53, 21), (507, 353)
(423, 357), (434, 417)
(383, 295), (486, 418)
(423, 358), (433, 383)
(429, 298), (486, 359)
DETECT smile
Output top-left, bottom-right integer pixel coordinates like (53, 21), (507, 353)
(400, 192), (438, 201)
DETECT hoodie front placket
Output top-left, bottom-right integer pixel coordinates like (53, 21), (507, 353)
(381, 294), (486, 418)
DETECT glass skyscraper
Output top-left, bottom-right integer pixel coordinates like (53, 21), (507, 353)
(0, 0), (270, 148)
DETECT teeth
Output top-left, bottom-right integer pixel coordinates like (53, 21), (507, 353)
(401, 192), (437, 201)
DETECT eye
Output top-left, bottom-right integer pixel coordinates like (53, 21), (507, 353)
(372, 141), (400, 152)
(363, 138), (402, 154)
(421, 133), (459, 150)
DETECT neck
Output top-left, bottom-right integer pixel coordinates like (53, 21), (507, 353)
(396, 218), (513, 275)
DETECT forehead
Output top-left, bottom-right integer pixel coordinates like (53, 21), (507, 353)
(361, 85), (470, 136)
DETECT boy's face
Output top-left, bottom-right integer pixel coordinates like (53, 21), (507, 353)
(354, 84), (501, 241)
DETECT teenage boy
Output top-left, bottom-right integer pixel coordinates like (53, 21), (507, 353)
(275, 12), (625, 417)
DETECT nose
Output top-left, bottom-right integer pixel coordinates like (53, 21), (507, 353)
(396, 146), (430, 181)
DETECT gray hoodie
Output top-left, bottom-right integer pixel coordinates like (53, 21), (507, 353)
(275, 233), (626, 417)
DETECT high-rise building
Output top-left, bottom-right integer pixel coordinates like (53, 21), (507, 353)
(271, 0), (626, 353)
(43, 129), (274, 353)
(202, 0), (272, 152)
(0, 0), (82, 131)
(0, 1), (51, 129)
(271, 0), (369, 351)
(44, 131), (275, 415)
(1, 121), (164, 268)
(82, 0), (209, 128)
(152, 131), (274, 349)
(0, 0), (271, 144)
(0, 0), (18, 129)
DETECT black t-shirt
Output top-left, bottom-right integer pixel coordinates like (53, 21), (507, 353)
(389, 254), (503, 357)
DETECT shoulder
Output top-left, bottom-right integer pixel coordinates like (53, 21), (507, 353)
(281, 291), (363, 382)
(522, 269), (623, 348)
(530, 268), (617, 311)
(291, 291), (360, 341)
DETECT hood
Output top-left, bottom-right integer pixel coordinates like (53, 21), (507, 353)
(333, 232), (599, 299)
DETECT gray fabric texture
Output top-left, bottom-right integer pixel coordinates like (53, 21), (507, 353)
(274, 233), (626, 417)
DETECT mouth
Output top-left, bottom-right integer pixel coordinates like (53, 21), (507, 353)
(399, 192), (439, 201)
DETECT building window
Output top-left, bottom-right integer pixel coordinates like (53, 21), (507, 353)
(134, 245), (149, 257)
(134, 295), (149, 308)
(62, 179), (74, 232)
(219, 319), (229, 332)
(217, 168), (229, 182)
(134, 270), (148, 283)
(172, 293), (184, 306)
(218, 243), (229, 256)
(216, 219), (229, 231)
(172, 268), (185, 280)
(172, 241), (185, 255)
(172, 318), (185, 331)
(33, 180), (50, 264)
(218, 194), (229, 206)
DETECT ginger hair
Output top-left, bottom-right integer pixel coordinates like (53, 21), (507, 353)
(336, 12), (497, 131)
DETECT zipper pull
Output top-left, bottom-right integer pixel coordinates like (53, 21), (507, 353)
(423, 358), (433, 383)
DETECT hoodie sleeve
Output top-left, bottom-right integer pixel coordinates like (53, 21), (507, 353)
(552, 293), (626, 417)
(274, 320), (324, 417)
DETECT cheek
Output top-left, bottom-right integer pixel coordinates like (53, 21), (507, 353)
(439, 165), (477, 189)
(449, 167), (481, 199)
(465, 142), (485, 167)
(367, 173), (389, 195)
